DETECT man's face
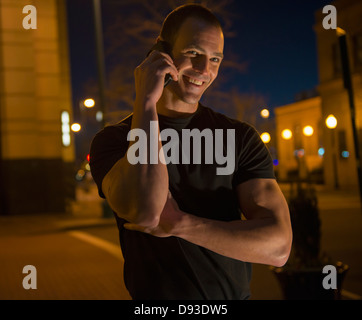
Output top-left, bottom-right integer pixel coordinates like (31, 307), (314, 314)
(167, 17), (224, 105)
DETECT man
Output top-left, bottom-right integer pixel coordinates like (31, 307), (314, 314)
(90, 4), (292, 300)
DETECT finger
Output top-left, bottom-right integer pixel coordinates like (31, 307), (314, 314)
(146, 50), (174, 69)
(154, 61), (178, 82)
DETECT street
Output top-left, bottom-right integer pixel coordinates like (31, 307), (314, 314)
(0, 183), (361, 300)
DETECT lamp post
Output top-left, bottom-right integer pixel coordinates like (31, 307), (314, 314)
(326, 115), (339, 189)
(93, 0), (107, 128)
(280, 129), (293, 182)
(337, 28), (362, 206)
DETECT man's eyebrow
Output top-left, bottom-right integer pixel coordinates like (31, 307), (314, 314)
(185, 44), (224, 58)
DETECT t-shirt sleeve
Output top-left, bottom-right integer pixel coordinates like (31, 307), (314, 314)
(232, 123), (275, 187)
(89, 124), (130, 198)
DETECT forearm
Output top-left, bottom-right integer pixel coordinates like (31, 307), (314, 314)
(105, 49), (178, 226)
(106, 102), (169, 227)
(172, 211), (291, 267)
(123, 180), (292, 266)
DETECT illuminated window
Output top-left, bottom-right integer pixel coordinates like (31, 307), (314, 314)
(61, 111), (71, 147)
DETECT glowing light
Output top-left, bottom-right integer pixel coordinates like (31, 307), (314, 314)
(96, 111), (103, 122)
(84, 98), (95, 108)
(61, 111), (70, 123)
(326, 115), (337, 129)
(336, 27), (346, 37)
(260, 109), (270, 119)
(303, 125), (314, 137)
(61, 111), (71, 147)
(71, 123), (81, 132)
(62, 134), (70, 147)
(75, 169), (85, 181)
(341, 151), (349, 158)
(282, 129), (292, 140)
(273, 159), (279, 166)
(260, 132), (271, 143)
(294, 149), (305, 158)
(318, 148), (325, 157)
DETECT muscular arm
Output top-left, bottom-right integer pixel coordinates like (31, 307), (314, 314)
(124, 178), (292, 267)
(102, 50), (178, 228)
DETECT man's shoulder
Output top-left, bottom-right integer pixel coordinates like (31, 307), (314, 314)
(199, 104), (253, 132)
(98, 113), (133, 135)
(91, 113), (133, 150)
(112, 112), (133, 130)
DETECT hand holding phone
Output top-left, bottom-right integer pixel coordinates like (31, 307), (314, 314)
(147, 41), (173, 87)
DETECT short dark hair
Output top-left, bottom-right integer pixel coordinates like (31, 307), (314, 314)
(159, 4), (222, 47)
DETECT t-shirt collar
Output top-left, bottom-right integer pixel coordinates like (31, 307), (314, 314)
(158, 103), (203, 130)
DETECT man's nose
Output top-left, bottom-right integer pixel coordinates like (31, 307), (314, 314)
(192, 56), (209, 75)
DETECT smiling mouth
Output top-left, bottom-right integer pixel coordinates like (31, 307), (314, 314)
(184, 76), (204, 86)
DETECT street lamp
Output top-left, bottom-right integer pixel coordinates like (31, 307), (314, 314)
(325, 114), (337, 129)
(83, 98), (95, 108)
(303, 125), (314, 137)
(325, 114), (338, 189)
(261, 132), (271, 144)
(282, 129), (293, 140)
(71, 123), (81, 133)
(260, 109), (270, 119)
(337, 27), (362, 207)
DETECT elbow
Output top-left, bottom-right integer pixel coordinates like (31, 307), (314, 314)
(271, 249), (291, 268)
(107, 187), (163, 228)
(129, 199), (165, 228)
(110, 198), (162, 228)
(130, 210), (160, 228)
(269, 230), (293, 268)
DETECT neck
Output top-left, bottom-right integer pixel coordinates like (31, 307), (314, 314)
(156, 89), (199, 118)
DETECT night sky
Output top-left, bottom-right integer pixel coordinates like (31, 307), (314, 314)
(66, 0), (333, 117)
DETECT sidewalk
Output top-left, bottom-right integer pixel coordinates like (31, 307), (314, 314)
(0, 185), (131, 300)
(0, 183), (361, 300)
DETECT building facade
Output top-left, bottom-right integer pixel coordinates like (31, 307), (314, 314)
(275, 96), (323, 183)
(0, 0), (75, 214)
(275, 0), (362, 191)
(315, 0), (362, 190)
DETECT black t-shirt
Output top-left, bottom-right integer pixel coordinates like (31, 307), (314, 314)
(89, 104), (275, 300)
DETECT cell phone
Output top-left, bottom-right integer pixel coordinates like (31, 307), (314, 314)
(147, 41), (173, 87)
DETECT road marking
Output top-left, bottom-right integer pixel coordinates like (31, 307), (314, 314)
(341, 289), (362, 300)
(67, 230), (124, 261)
(68, 231), (362, 300)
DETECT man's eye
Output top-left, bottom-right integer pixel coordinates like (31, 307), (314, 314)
(187, 50), (198, 55)
(211, 57), (220, 63)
